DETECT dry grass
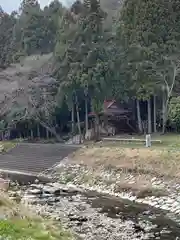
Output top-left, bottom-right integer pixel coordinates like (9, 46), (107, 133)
(1, 141), (17, 152)
(114, 180), (167, 198)
(97, 133), (180, 149)
(71, 146), (180, 178)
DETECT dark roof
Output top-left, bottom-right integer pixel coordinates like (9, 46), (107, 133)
(89, 100), (132, 117)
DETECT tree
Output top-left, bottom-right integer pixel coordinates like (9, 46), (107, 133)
(54, 0), (105, 140)
(12, 0), (64, 58)
(54, 0), (134, 140)
(0, 10), (16, 68)
(119, 0), (180, 133)
(168, 97), (180, 132)
(0, 74), (63, 141)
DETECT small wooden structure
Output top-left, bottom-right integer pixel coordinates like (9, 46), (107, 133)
(88, 100), (136, 134)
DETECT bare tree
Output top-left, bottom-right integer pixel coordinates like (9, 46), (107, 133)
(26, 75), (63, 141)
(157, 58), (180, 134)
(136, 99), (143, 133)
(0, 74), (63, 142)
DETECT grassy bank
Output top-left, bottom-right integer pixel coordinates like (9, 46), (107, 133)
(0, 193), (72, 240)
(70, 145), (180, 179)
(99, 133), (180, 149)
(55, 145), (172, 199)
(0, 219), (72, 240)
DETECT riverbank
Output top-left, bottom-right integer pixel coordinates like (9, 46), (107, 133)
(47, 146), (180, 216)
(0, 191), (73, 240)
(69, 145), (180, 178)
(4, 144), (180, 239)
(20, 181), (180, 240)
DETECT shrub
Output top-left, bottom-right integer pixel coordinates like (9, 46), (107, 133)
(168, 96), (180, 131)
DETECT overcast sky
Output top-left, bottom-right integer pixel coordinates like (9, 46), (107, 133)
(0, 0), (74, 13)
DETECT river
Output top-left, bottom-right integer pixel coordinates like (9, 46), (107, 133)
(21, 183), (180, 240)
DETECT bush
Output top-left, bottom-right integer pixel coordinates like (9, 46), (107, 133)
(168, 97), (180, 131)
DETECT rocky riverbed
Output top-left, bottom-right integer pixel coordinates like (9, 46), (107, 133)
(8, 179), (180, 240)
(12, 182), (180, 240)
(6, 158), (180, 240)
(49, 162), (180, 216)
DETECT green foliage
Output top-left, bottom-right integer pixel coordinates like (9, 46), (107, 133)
(2, 0), (180, 133)
(18, 0), (64, 55)
(54, 0), (129, 112)
(0, 11), (16, 68)
(168, 97), (180, 131)
(119, 0), (180, 87)
(0, 0), (64, 64)
(0, 218), (72, 240)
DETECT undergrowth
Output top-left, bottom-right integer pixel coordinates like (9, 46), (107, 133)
(0, 218), (72, 240)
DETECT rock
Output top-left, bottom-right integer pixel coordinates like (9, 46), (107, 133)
(22, 194), (38, 204)
(43, 186), (60, 195)
(41, 193), (53, 198)
(161, 205), (169, 211)
(10, 181), (18, 187)
(49, 183), (82, 194)
(149, 202), (157, 207)
(28, 189), (42, 195)
(30, 184), (43, 189)
(34, 179), (39, 184)
(171, 201), (179, 208)
(166, 198), (175, 204)
(151, 177), (157, 182)
(68, 214), (88, 222)
(0, 178), (9, 191)
(175, 209), (180, 215)
(48, 183), (69, 192)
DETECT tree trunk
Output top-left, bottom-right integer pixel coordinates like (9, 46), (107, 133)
(153, 95), (157, 133)
(162, 91), (167, 134)
(7, 129), (10, 140)
(161, 65), (177, 134)
(19, 131), (22, 139)
(39, 121), (63, 142)
(71, 103), (75, 135)
(95, 114), (100, 141)
(30, 129), (33, 139)
(75, 100), (82, 144)
(85, 97), (88, 134)
(147, 98), (152, 134)
(46, 128), (49, 139)
(37, 124), (40, 138)
(136, 99), (143, 133)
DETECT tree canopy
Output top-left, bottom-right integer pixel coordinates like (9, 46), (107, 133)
(1, 0), (180, 135)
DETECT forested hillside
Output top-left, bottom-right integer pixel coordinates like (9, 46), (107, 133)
(0, 0), (180, 140)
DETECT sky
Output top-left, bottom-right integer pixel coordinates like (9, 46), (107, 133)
(0, 0), (74, 13)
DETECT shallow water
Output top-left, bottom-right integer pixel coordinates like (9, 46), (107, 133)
(22, 183), (180, 239)
(83, 191), (180, 239)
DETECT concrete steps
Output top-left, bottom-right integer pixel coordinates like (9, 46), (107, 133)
(0, 143), (79, 174)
